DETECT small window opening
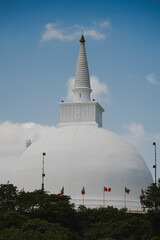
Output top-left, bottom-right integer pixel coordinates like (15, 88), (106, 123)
(79, 93), (81, 98)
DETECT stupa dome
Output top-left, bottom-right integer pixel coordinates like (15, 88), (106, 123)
(16, 35), (153, 210)
(16, 124), (152, 209)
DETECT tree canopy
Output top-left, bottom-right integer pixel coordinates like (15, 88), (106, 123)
(0, 182), (159, 240)
(140, 179), (160, 213)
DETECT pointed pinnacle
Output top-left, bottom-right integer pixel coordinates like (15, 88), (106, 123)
(80, 34), (85, 43)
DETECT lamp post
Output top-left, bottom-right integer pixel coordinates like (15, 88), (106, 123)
(153, 142), (156, 185)
(42, 152), (46, 191)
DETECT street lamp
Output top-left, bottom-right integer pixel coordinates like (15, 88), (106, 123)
(153, 142), (156, 185)
(42, 152), (46, 191)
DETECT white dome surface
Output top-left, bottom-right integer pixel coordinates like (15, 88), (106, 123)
(16, 124), (153, 209)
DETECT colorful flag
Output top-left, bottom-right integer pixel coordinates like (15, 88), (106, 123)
(125, 187), (130, 194)
(60, 186), (64, 195)
(141, 188), (144, 196)
(104, 187), (111, 192)
(81, 187), (85, 195)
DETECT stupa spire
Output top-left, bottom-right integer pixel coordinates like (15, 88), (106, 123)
(59, 34), (104, 127)
(72, 35), (92, 102)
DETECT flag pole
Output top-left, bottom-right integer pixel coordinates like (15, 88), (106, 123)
(124, 188), (126, 208)
(81, 187), (85, 205)
(103, 188), (105, 207)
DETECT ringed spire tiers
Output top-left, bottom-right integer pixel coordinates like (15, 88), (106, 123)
(72, 34), (92, 102)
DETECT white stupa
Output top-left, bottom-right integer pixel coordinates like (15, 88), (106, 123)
(16, 35), (153, 210)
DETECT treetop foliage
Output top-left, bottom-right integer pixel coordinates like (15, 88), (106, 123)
(140, 178), (160, 213)
(0, 181), (159, 240)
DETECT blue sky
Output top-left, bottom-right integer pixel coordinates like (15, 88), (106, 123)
(0, 0), (160, 182)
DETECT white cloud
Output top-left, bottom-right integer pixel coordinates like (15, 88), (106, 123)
(93, 20), (110, 28)
(41, 23), (80, 42)
(99, 20), (110, 28)
(90, 75), (108, 102)
(0, 121), (55, 183)
(83, 30), (105, 40)
(65, 75), (109, 103)
(41, 22), (107, 43)
(122, 122), (160, 146)
(122, 123), (160, 178)
(65, 77), (74, 102)
(146, 73), (160, 86)
(123, 122), (147, 145)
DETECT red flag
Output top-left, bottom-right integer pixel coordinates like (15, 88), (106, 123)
(60, 186), (64, 195)
(104, 187), (111, 192)
(141, 188), (144, 196)
(81, 187), (85, 195)
(125, 187), (130, 194)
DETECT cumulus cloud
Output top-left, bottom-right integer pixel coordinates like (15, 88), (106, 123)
(84, 30), (105, 40)
(93, 20), (110, 28)
(0, 121), (54, 183)
(65, 75), (109, 103)
(122, 122), (160, 146)
(41, 23), (80, 42)
(90, 75), (108, 102)
(99, 20), (110, 28)
(146, 73), (160, 86)
(41, 21), (107, 43)
(65, 77), (74, 101)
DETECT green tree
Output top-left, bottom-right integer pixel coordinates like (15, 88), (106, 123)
(0, 210), (28, 229)
(0, 183), (18, 213)
(17, 190), (76, 230)
(0, 227), (22, 240)
(140, 179), (160, 239)
(140, 179), (160, 213)
(17, 190), (44, 214)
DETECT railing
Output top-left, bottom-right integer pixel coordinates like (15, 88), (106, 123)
(71, 198), (146, 213)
